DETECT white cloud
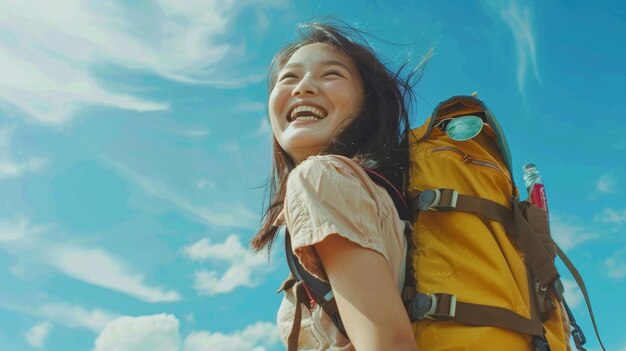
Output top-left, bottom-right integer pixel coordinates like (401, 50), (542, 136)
(605, 257), (626, 280)
(235, 101), (266, 112)
(184, 321), (279, 351)
(92, 314), (278, 351)
(94, 314), (180, 351)
(596, 173), (619, 194)
(39, 303), (119, 333)
(184, 235), (273, 295)
(0, 301), (118, 334)
(183, 128), (212, 138)
(48, 244), (181, 303)
(561, 278), (583, 310)
(481, 0), (540, 94)
(0, 125), (50, 178)
(550, 215), (599, 252)
(24, 321), (52, 349)
(0, 214), (49, 243)
(195, 180), (216, 190)
(0, 0), (285, 124)
(594, 208), (626, 224)
(0, 44), (168, 125)
(103, 156), (258, 229)
(252, 118), (272, 138)
(0, 215), (180, 303)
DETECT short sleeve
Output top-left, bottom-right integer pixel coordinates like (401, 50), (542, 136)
(284, 156), (391, 281)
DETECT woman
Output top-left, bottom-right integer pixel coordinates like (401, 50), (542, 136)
(251, 22), (424, 351)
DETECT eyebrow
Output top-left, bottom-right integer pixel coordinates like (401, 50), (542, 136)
(283, 59), (352, 71)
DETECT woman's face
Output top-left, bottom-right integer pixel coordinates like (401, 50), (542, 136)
(269, 43), (364, 164)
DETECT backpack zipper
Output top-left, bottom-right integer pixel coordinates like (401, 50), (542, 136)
(431, 146), (510, 181)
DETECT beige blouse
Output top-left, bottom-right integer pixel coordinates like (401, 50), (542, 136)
(275, 155), (407, 350)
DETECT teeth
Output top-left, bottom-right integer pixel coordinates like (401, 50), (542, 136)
(290, 105), (326, 121)
(294, 116), (319, 121)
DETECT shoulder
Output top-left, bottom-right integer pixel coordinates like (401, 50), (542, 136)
(285, 155), (394, 217)
(287, 155), (365, 191)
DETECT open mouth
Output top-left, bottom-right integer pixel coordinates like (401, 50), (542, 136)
(288, 105), (328, 122)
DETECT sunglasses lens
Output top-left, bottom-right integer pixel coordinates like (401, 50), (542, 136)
(446, 116), (484, 141)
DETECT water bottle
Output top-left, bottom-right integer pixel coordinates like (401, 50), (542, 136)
(522, 163), (548, 214)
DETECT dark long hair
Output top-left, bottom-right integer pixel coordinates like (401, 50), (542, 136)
(251, 20), (429, 252)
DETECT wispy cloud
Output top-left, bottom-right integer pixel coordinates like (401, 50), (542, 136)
(0, 44), (168, 125)
(172, 126), (212, 139)
(594, 208), (626, 224)
(93, 314), (278, 351)
(0, 215), (180, 303)
(184, 234), (274, 295)
(0, 214), (49, 243)
(481, 0), (540, 94)
(48, 244), (181, 303)
(605, 256), (626, 280)
(0, 0), (283, 124)
(562, 278), (583, 310)
(596, 173), (619, 194)
(550, 214), (599, 252)
(0, 125), (49, 178)
(195, 180), (216, 190)
(103, 156), (258, 229)
(24, 321), (52, 349)
(251, 118), (272, 138)
(0, 301), (119, 334)
(235, 101), (266, 112)
(39, 303), (120, 333)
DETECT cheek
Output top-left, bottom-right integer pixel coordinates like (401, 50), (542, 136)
(338, 90), (364, 117)
(268, 87), (288, 123)
(332, 82), (363, 112)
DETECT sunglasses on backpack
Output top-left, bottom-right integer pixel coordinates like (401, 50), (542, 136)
(434, 115), (494, 141)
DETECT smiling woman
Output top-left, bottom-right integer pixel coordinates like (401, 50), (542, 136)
(251, 21), (425, 351)
(269, 42), (365, 163)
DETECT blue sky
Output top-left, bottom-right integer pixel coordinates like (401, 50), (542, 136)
(0, 0), (624, 350)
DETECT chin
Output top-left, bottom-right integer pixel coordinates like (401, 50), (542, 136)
(284, 143), (324, 163)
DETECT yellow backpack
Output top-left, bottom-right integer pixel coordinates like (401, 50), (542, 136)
(405, 94), (604, 350)
(281, 94), (605, 351)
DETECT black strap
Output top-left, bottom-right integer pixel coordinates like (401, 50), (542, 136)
(284, 231), (349, 338)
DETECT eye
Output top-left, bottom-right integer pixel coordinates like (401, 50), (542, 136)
(279, 72), (298, 81)
(323, 70), (343, 77)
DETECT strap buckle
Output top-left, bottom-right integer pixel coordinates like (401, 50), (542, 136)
(410, 292), (457, 321)
(425, 293), (457, 320)
(571, 321), (587, 350)
(417, 189), (459, 212)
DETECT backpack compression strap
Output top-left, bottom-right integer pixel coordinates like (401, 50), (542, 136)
(406, 190), (564, 339)
(407, 188), (608, 350)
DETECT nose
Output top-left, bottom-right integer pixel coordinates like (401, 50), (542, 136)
(291, 74), (318, 96)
